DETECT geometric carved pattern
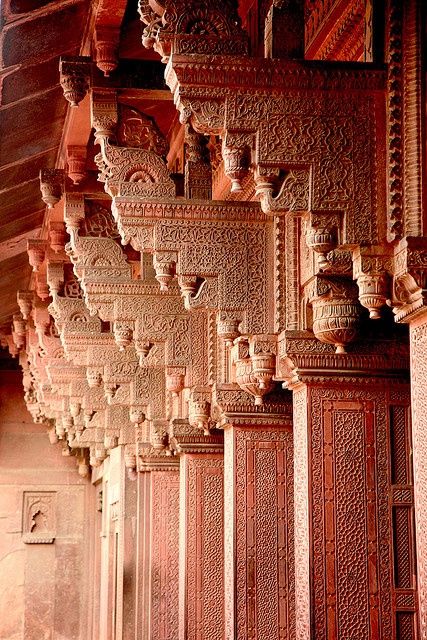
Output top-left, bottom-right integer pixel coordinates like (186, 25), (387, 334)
(293, 385), (400, 640)
(179, 454), (224, 640)
(224, 424), (294, 640)
(150, 470), (180, 640)
(409, 321), (427, 639)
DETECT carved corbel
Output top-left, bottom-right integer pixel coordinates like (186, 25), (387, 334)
(189, 388), (212, 435)
(166, 366), (186, 397)
(309, 276), (361, 353)
(255, 167), (310, 216)
(129, 405), (146, 428)
(64, 192), (86, 238)
(305, 211), (342, 269)
(48, 221), (67, 254)
(12, 314), (27, 351)
(66, 146), (87, 185)
(87, 366), (103, 388)
(40, 169), (64, 209)
(91, 89), (118, 143)
(17, 291), (34, 320)
(113, 321), (134, 351)
(391, 237), (427, 323)
(46, 261), (65, 300)
(153, 251), (177, 291)
(27, 239), (47, 273)
(59, 56), (91, 108)
(231, 335), (276, 406)
(353, 247), (393, 319)
(222, 139), (251, 193)
(94, 26), (120, 77)
(217, 311), (241, 348)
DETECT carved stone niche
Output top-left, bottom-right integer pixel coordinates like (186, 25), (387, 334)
(309, 275), (362, 353)
(22, 491), (56, 544)
(138, 0), (249, 61)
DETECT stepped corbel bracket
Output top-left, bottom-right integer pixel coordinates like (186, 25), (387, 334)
(231, 335), (277, 406)
(308, 275), (362, 354)
(165, 57), (385, 246)
(59, 56), (91, 108)
(138, 0), (248, 61)
(392, 237), (427, 323)
(39, 169), (65, 209)
(113, 199), (272, 338)
(352, 247), (393, 320)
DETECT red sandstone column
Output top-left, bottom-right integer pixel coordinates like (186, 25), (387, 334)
(222, 415), (294, 640)
(176, 435), (224, 640)
(291, 380), (415, 640)
(410, 318), (427, 639)
(138, 452), (180, 640)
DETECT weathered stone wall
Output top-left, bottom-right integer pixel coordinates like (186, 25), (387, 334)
(0, 369), (93, 640)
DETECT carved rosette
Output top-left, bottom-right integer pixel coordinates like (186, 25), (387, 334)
(310, 277), (361, 353)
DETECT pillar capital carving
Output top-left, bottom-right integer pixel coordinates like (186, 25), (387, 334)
(59, 56), (91, 107)
(277, 330), (409, 389)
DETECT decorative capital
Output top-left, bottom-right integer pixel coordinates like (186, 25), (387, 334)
(39, 169), (65, 209)
(59, 56), (91, 107)
(94, 26), (120, 77)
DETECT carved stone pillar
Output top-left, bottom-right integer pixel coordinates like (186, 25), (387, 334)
(170, 420), (224, 640)
(220, 406), (294, 640)
(408, 316), (427, 639)
(138, 451), (180, 640)
(279, 332), (415, 640)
